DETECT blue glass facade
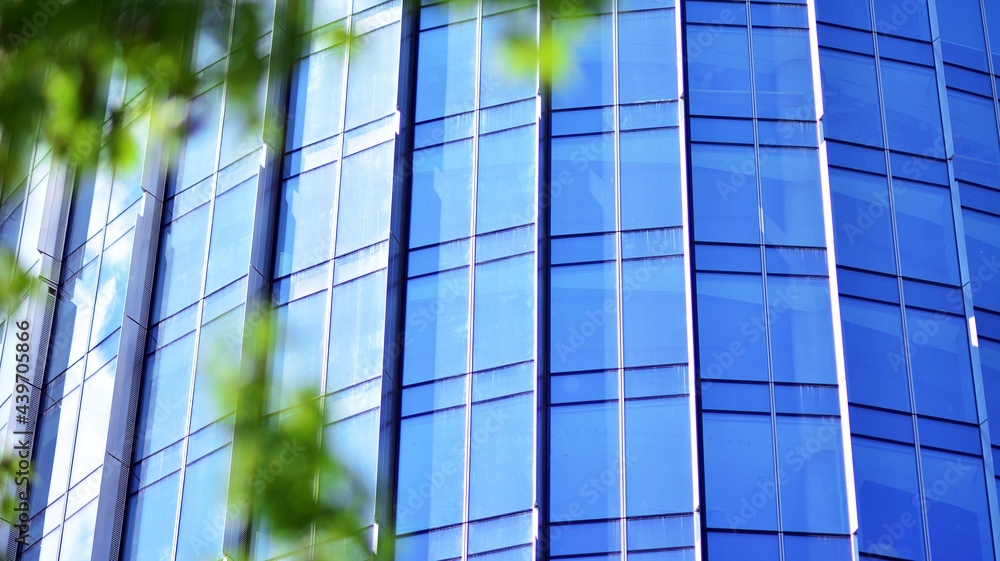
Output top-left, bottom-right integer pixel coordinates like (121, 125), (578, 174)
(4, 0), (1000, 560)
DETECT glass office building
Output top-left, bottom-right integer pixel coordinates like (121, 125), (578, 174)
(3, 0), (1000, 559)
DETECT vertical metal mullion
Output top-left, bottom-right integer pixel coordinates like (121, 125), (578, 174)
(220, 0), (303, 557)
(608, 0), (629, 557)
(535, 2), (553, 559)
(804, 0), (861, 554)
(675, 0), (711, 558)
(373, 0), (420, 555)
(90, 84), (175, 561)
(743, 5), (785, 558)
(461, 2), (486, 559)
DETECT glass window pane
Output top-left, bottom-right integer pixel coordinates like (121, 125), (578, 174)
(893, 181), (960, 285)
(906, 308), (977, 422)
(708, 532), (779, 561)
(752, 28), (815, 120)
(623, 258), (686, 367)
(696, 273), (768, 381)
(987, 0), (1000, 68)
(949, 91), (1000, 188)
(551, 134), (616, 236)
(175, 86), (223, 193)
(692, 144), (760, 244)
(840, 297), (911, 412)
(153, 205), (210, 322)
(760, 149), (825, 247)
(49, 261), (100, 372)
(92, 232), (134, 347)
(345, 23), (401, 129)
(270, 292), (327, 411)
(477, 126), (537, 234)
(274, 163), (337, 277)
(191, 306), (244, 432)
(416, 22), (477, 121)
(920, 450), (994, 560)
(176, 446), (232, 559)
(853, 438), (925, 560)
(31, 390), (81, 513)
(775, 416), (849, 534)
(687, 25), (752, 117)
(469, 395), (534, 519)
(286, 46), (345, 150)
(935, 0), (988, 69)
(481, 9), (538, 108)
(336, 142), (394, 255)
(59, 499), (98, 560)
(328, 270), (387, 392)
(410, 140), (474, 248)
(550, 402), (621, 521)
(879, 60), (943, 157)
(403, 268), (470, 384)
(396, 408), (466, 533)
(817, 0), (871, 29)
(625, 397), (691, 516)
(873, 0), (930, 40)
(552, 15), (613, 109)
(219, 68), (265, 168)
(620, 128), (682, 231)
(205, 177), (255, 293)
(829, 168), (896, 274)
(819, 50), (882, 147)
(324, 409), (380, 523)
(980, 340), (1000, 446)
(474, 255), (534, 371)
(551, 263), (619, 373)
(703, 413), (777, 531)
(121, 473), (180, 560)
(618, 9), (677, 104)
(70, 360), (116, 484)
(964, 210), (1000, 311)
(767, 276), (837, 384)
(136, 334), (195, 459)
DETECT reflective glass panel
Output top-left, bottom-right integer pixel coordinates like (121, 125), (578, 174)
(687, 25), (752, 117)
(551, 263), (619, 373)
(550, 402), (621, 521)
(703, 413), (777, 531)
(625, 397), (691, 516)
(906, 308), (976, 422)
(767, 276), (837, 384)
(410, 140), (474, 248)
(692, 144), (760, 244)
(840, 297), (911, 412)
(403, 267), (470, 384)
(469, 395), (534, 519)
(752, 28), (815, 120)
(620, 128), (682, 231)
(696, 273), (768, 381)
(396, 408), (466, 533)
(622, 258), (686, 367)
(274, 163), (337, 277)
(473, 255), (534, 371)
(551, 134), (616, 236)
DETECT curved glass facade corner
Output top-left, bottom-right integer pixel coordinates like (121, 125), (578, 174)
(6, 0), (1000, 560)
